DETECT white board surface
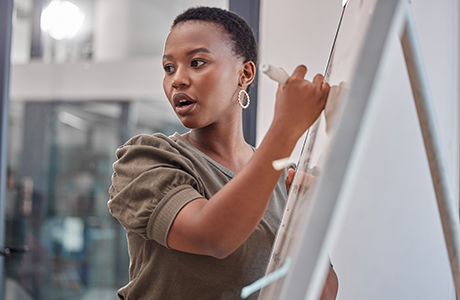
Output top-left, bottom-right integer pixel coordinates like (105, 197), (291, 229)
(259, 0), (405, 299)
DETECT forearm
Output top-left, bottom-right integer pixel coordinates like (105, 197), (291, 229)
(196, 125), (299, 256)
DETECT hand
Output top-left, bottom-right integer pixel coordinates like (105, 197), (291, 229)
(320, 265), (339, 300)
(286, 169), (316, 197)
(285, 168), (295, 194)
(272, 65), (330, 142)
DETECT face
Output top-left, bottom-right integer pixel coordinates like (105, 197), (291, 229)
(162, 21), (244, 129)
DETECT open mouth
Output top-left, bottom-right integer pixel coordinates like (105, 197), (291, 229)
(173, 93), (196, 111)
(173, 93), (197, 115)
(178, 99), (194, 107)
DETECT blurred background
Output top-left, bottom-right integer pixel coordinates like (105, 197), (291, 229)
(4, 0), (227, 299)
(2, 0), (459, 299)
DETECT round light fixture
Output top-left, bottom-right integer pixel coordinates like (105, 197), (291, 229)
(41, 1), (85, 40)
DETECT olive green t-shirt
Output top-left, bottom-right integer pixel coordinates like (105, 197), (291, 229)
(108, 133), (289, 300)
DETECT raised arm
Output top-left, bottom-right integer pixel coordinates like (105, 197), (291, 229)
(167, 65), (329, 258)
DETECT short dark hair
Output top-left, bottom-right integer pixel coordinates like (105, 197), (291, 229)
(172, 6), (258, 92)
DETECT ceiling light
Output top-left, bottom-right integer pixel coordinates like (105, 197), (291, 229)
(41, 1), (85, 40)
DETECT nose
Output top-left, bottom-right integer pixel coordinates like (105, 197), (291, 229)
(171, 66), (190, 89)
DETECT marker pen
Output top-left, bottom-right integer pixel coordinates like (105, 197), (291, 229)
(260, 64), (290, 86)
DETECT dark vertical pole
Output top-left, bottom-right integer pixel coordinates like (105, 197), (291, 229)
(229, 0), (260, 147)
(21, 103), (53, 207)
(31, 0), (45, 58)
(0, 0), (13, 297)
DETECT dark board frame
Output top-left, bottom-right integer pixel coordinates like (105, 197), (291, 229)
(229, 0), (260, 147)
(0, 0), (13, 297)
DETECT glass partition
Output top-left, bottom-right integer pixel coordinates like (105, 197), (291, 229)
(4, 100), (188, 299)
(4, 0), (228, 299)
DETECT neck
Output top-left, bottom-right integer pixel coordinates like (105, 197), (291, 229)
(183, 116), (253, 173)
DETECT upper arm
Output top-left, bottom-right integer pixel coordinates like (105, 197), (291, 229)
(167, 196), (241, 259)
(108, 135), (208, 248)
(167, 197), (215, 256)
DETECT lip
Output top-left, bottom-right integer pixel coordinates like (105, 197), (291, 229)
(173, 93), (196, 107)
(172, 92), (197, 115)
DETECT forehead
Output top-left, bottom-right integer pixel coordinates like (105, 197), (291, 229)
(164, 21), (234, 56)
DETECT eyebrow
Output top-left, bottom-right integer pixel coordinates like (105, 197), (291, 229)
(162, 47), (212, 60)
(186, 47), (211, 56)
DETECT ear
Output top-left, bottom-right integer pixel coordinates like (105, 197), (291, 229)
(239, 61), (256, 89)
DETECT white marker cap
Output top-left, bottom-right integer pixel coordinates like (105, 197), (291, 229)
(260, 64), (289, 86)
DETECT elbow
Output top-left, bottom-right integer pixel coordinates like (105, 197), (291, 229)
(210, 250), (232, 260)
(203, 238), (238, 259)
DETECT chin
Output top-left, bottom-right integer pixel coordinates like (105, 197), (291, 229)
(177, 114), (212, 130)
(178, 119), (200, 130)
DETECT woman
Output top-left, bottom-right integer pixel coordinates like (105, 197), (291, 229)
(108, 6), (337, 300)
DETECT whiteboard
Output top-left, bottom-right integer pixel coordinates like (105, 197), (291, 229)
(259, 0), (404, 299)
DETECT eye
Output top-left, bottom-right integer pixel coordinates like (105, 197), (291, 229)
(163, 64), (176, 74)
(191, 59), (206, 68)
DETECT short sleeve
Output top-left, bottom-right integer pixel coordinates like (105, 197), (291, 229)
(108, 134), (205, 248)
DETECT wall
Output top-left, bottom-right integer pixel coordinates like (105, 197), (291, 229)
(93, 0), (228, 61)
(258, 0), (459, 299)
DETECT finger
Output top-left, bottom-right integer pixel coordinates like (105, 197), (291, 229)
(306, 174), (314, 190)
(313, 73), (324, 86)
(321, 83), (331, 104)
(291, 65), (308, 79)
(285, 169), (294, 185)
(285, 168), (295, 194)
(321, 81), (330, 92)
(285, 176), (291, 194)
(275, 83), (285, 98)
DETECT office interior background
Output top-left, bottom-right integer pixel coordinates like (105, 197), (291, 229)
(4, 0), (226, 299)
(2, 0), (459, 299)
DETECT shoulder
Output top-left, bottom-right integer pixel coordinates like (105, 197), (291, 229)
(110, 132), (204, 200)
(111, 133), (198, 183)
(120, 133), (177, 151)
(115, 133), (185, 161)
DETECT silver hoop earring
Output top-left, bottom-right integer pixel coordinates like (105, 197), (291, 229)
(238, 89), (250, 109)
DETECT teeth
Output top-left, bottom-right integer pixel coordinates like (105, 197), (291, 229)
(178, 99), (192, 107)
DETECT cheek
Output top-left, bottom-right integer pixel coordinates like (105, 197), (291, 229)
(204, 67), (239, 98)
(162, 76), (168, 95)
(163, 77), (173, 103)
